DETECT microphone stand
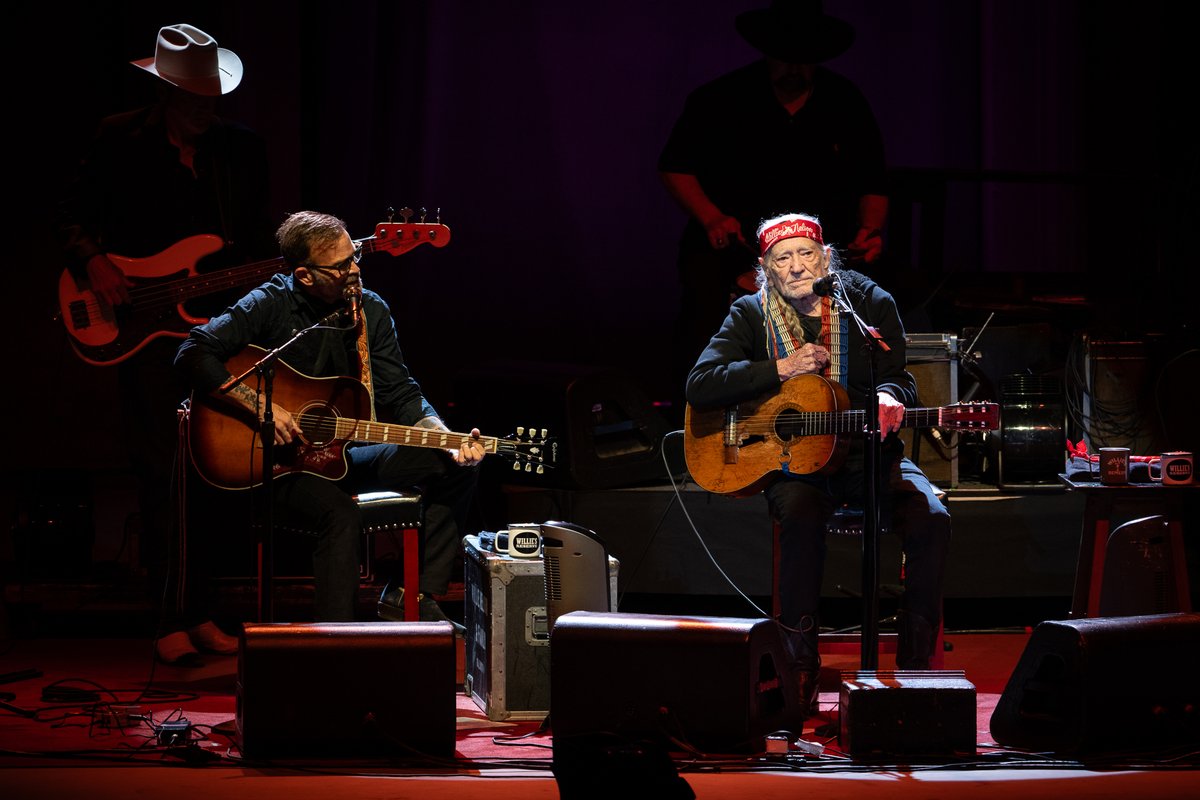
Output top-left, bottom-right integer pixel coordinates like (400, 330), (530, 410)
(823, 275), (891, 670)
(218, 307), (350, 622)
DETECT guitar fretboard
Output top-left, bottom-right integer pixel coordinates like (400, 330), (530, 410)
(772, 407), (973, 437)
(301, 413), (501, 454)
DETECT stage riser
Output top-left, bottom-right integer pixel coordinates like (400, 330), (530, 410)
(502, 487), (1086, 600)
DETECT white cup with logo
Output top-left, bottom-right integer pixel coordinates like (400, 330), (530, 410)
(1151, 452), (1194, 485)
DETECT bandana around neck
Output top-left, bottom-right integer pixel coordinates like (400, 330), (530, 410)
(759, 286), (847, 386)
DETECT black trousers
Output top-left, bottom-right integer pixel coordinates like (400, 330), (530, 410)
(271, 443), (478, 621)
(764, 453), (951, 669)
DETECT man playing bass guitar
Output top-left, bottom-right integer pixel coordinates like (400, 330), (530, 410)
(55, 24), (275, 665)
(685, 212), (952, 720)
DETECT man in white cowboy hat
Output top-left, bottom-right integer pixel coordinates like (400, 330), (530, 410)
(57, 24), (275, 666)
(659, 0), (888, 423)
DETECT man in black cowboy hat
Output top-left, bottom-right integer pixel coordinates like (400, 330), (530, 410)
(660, 0), (888, 421)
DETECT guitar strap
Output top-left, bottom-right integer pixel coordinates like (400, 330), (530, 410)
(355, 315), (377, 421)
(822, 300), (848, 387)
(759, 288), (847, 386)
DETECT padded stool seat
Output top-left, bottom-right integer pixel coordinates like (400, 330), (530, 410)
(270, 488), (424, 621)
(355, 490), (423, 621)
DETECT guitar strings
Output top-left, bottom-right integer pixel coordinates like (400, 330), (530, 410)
(725, 406), (977, 437)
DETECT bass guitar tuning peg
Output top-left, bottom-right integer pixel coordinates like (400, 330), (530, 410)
(419, 207), (427, 223)
(398, 207), (413, 224)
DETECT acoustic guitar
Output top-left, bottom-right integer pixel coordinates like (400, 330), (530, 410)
(58, 219), (450, 366)
(187, 345), (555, 490)
(684, 374), (999, 497)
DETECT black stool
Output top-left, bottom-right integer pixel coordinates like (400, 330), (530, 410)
(273, 488), (424, 621)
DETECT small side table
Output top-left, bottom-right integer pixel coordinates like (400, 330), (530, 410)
(1058, 474), (1195, 617)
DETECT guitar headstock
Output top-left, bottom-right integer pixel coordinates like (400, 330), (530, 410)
(939, 402), (1000, 431)
(496, 427), (558, 476)
(369, 220), (452, 257)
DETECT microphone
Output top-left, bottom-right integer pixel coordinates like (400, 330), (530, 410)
(812, 273), (839, 297)
(344, 285), (362, 326)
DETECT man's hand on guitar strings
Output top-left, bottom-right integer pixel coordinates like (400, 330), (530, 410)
(85, 254), (132, 305)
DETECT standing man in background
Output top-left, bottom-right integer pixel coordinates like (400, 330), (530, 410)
(660, 0), (888, 422)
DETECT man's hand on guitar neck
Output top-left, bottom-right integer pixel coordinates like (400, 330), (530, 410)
(415, 416), (486, 466)
(85, 254), (133, 306)
(775, 343), (830, 381)
(877, 391), (905, 435)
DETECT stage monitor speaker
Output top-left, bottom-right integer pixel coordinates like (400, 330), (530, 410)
(989, 612), (1200, 754)
(839, 670), (977, 758)
(237, 621), (456, 758)
(549, 611), (804, 754)
(453, 360), (672, 489)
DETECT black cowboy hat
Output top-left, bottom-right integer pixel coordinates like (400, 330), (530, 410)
(735, 0), (855, 63)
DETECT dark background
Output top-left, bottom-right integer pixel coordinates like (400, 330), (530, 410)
(4, 1), (1196, 596)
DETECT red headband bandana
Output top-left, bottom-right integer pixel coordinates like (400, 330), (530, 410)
(758, 218), (824, 256)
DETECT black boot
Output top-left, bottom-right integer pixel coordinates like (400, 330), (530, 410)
(782, 615), (821, 718)
(896, 611), (936, 669)
(378, 582), (465, 635)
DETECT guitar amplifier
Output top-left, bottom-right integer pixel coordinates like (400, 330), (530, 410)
(902, 333), (959, 488)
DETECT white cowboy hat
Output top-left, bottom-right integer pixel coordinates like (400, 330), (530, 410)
(131, 24), (243, 96)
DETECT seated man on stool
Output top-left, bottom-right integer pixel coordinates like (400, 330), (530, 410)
(175, 210), (484, 627)
(686, 212), (951, 718)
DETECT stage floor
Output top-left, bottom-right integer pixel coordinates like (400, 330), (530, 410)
(1, 627), (1196, 799)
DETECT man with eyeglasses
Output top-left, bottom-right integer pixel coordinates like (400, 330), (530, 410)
(175, 210), (485, 626)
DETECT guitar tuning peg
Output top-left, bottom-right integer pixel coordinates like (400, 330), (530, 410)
(540, 428), (548, 439)
(536, 465), (545, 475)
(516, 426), (526, 436)
(398, 207), (413, 224)
(512, 461), (521, 471)
(435, 207), (442, 224)
(419, 207), (427, 223)
(386, 206), (396, 222)
(523, 463), (532, 473)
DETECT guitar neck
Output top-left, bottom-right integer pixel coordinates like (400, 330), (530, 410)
(167, 257), (285, 304)
(321, 415), (501, 454)
(157, 236), (400, 305)
(781, 407), (951, 436)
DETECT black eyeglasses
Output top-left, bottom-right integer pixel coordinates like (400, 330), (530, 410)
(306, 245), (363, 276)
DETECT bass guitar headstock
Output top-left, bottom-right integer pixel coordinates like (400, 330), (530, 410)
(366, 206), (452, 257)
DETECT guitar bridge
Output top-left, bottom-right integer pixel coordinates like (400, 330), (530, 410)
(723, 406), (739, 464)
